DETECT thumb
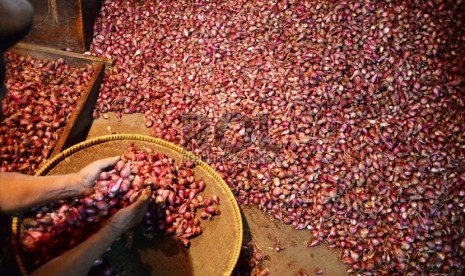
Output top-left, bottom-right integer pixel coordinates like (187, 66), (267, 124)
(137, 188), (151, 205)
(129, 188), (151, 209)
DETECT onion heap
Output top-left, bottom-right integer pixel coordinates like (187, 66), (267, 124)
(89, 0), (465, 274)
(1, 52), (94, 175)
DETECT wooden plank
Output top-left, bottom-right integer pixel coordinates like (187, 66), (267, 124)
(23, 0), (103, 51)
(80, 0), (103, 48)
(51, 62), (105, 156)
(11, 42), (114, 67)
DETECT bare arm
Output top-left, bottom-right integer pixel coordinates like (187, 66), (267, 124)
(0, 172), (81, 214)
(31, 189), (150, 276)
(0, 157), (119, 214)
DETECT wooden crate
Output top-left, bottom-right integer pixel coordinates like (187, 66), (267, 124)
(23, 0), (102, 52)
(10, 42), (112, 157)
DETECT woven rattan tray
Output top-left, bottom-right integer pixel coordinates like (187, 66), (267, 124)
(12, 134), (242, 275)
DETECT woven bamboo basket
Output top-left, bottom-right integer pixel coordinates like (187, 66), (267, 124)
(12, 134), (243, 275)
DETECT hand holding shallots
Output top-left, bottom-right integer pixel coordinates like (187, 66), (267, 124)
(0, 157), (120, 214)
(31, 189), (151, 276)
(0, 156), (149, 275)
(77, 156), (121, 195)
(0, 2), (150, 274)
(106, 187), (151, 236)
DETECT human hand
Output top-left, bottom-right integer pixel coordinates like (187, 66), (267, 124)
(77, 156), (120, 194)
(106, 187), (150, 236)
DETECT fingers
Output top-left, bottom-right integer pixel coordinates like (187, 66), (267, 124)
(78, 156), (121, 193)
(106, 188), (152, 233)
(132, 189), (150, 218)
(90, 156), (121, 171)
(120, 188), (150, 226)
(123, 188), (150, 213)
(132, 187), (151, 208)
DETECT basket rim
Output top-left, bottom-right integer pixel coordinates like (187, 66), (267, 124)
(12, 134), (243, 276)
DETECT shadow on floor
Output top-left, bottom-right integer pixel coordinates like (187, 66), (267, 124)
(232, 207), (254, 276)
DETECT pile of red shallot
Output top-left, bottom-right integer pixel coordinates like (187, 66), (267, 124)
(1, 52), (94, 175)
(21, 144), (220, 267)
(88, 0), (465, 274)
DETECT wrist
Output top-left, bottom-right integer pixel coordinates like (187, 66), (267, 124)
(104, 220), (124, 238)
(47, 173), (85, 199)
(65, 173), (86, 195)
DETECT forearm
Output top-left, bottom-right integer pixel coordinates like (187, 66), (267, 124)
(31, 224), (121, 276)
(0, 172), (82, 214)
(30, 185), (148, 276)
